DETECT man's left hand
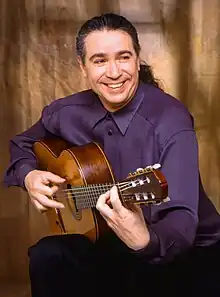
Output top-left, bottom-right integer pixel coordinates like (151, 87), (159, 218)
(96, 186), (150, 251)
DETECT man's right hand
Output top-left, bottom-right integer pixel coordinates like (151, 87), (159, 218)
(24, 170), (66, 212)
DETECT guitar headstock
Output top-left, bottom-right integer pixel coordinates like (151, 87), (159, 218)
(119, 164), (169, 205)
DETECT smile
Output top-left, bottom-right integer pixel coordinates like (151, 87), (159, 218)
(105, 82), (124, 89)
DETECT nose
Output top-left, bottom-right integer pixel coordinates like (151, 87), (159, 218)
(106, 61), (122, 79)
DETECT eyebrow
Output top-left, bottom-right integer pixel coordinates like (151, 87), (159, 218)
(89, 50), (133, 61)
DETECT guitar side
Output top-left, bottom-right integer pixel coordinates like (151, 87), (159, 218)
(33, 138), (115, 242)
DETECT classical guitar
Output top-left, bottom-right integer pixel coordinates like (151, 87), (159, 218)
(33, 138), (169, 242)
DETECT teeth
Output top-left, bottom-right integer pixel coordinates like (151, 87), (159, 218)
(107, 82), (123, 89)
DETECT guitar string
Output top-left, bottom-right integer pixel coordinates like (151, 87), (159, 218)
(58, 196), (159, 209)
(54, 187), (157, 205)
(52, 179), (157, 208)
(56, 184), (141, 199)
(61, 181), (133, 192)
(59, 186), (136, 196)
(55, 178), (154, 194)
(60, 178), (150, 194)
(55, 186), (135, 201)
(55, 194), (159, 209)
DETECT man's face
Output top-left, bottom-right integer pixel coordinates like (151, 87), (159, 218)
(79, 30), (140, 112)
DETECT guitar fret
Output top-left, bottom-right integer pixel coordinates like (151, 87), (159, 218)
(74, 184), (112, 209)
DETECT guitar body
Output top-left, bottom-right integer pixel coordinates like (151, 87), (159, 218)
(33, 138), (115, 242)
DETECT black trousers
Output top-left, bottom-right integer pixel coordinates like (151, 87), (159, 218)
(28, 232), (220, 297)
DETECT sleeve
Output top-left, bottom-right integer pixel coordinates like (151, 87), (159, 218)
(131, 106), (200, 264)
(3, 105), (60, 188)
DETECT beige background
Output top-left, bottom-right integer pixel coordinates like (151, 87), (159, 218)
(0, 0), (220, 290)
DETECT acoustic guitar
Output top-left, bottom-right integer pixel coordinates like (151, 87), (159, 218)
(33, 138), (169, 242)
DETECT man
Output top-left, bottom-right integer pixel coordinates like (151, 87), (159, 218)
(4, 13), (220, 297)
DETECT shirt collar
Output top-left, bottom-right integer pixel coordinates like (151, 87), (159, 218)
(111, 82), (145, 135)
(90, 82), (146, 135)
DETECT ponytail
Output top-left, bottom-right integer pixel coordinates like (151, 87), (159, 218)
(139, 63), (161, 89)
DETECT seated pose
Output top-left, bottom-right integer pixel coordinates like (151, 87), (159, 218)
(4, 12), (220, 297)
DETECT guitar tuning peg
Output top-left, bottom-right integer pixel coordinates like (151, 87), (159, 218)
(152, 163), (161, 169)
(163, 197), (171, 202)
(145, 165), (152, 170)
(136, 167), (144, 173)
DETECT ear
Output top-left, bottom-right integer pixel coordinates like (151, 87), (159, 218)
(77, 56), (88, 78)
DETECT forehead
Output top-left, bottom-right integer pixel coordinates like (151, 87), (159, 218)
(84, 30), (135, 56)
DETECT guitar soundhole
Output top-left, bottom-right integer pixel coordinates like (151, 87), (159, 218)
(67, 184), (82, 220)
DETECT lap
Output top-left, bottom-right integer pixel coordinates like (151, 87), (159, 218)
(28, 234), (220, 297)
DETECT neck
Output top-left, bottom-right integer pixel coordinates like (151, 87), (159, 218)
(70, 183), (115, 209)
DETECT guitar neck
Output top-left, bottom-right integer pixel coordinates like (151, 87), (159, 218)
(70, 183), (116, 209)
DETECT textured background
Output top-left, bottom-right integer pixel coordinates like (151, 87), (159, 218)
(0, 0), (220, 292)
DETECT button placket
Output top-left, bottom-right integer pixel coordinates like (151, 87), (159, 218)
(106, 113), (113, 135)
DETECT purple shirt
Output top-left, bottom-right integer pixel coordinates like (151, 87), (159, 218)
(4, 82), (220, 263)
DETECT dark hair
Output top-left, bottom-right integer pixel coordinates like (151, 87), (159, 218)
(76, 13), (160, 88)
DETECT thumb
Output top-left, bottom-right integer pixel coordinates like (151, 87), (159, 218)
(43, 172), (65, 184)
(110, 186), (122, 213)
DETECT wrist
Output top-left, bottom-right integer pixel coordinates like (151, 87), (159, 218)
(130, 229), (150, 251)
(17, 164), (37, 189)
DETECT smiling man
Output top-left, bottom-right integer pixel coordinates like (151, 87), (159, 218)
(4, 13), (220, 297)
(79, 29), (140, 111)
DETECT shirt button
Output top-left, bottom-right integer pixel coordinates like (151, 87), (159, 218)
(108, 129), (113, 136)
(106, 113), (112, 120)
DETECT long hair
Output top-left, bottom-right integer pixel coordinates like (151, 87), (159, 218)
(76, 13), (160, 88)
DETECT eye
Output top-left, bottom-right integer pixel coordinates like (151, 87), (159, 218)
(119, 55), (131, 61)
(94, 59), (106, 65)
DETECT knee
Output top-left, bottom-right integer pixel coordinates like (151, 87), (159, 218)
(28, 234), (92, 268)
(28, 235), (64, 266)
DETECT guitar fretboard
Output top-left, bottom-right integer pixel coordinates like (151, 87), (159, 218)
(71, 183), (114, 209)
(64, 180), (136, 209)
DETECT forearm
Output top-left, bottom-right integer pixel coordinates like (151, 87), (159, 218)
(4, 112), (57, 188)
(4, 142), (38, 188)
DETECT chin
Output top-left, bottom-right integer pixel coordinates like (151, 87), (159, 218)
(106, 96), (127, 105)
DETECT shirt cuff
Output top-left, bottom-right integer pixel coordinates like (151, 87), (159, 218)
(128, 227), (159, 260)
(16, 162), (37, 189)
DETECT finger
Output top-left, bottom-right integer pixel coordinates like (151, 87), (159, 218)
(96, 191), (113, 218)
(37, 184), (59, 197)
(97, 203), (113, 218)
(96, 190), (110, 207)
(43, 172), (65, 184)
(50, 185), (59, 194)
(32, 199), (48, 212)
(110, 186), (123, 213)
(128, 203), (143, 215)
(98, 210), (113, 226)
(34, 193), (65, 209)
